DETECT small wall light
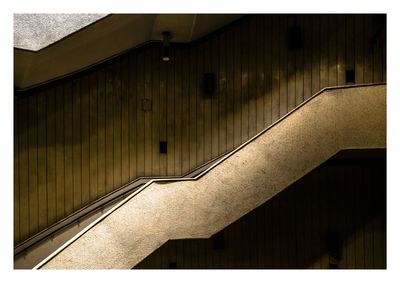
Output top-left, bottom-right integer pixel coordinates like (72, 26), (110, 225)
(162, 31), (172, 62)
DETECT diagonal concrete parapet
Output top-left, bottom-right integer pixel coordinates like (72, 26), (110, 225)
(39, 84), (386, 269)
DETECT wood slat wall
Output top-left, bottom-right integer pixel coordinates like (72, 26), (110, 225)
(135, 154), (386, 269)
(14, 14), (387, 245)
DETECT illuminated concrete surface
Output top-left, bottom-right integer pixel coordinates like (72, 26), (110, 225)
(14, 14), (108, 51)
(41, 85), (386, 269)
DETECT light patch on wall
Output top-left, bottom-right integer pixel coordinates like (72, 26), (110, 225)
(14, 13), (108, 51)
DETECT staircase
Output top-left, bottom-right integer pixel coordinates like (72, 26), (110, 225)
(37, 84), (386, 269)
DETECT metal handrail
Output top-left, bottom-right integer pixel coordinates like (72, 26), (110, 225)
(15, 151), (226, 256)
(32, 82), (386, 269)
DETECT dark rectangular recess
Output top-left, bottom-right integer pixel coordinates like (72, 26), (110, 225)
(345, 69), (355, 83)
(329, 263), (339, 269)
(212, 230), (225, 250)
(159, 141), (167, 154)
(203, 73), (215, 94)
(168, 262), (177, 269)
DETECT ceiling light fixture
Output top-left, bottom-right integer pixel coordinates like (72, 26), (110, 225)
(162, 31), (172, 62)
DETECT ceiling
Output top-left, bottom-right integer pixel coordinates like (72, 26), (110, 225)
(14, 14), (242, 90)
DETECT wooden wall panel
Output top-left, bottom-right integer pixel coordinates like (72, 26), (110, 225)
(14, 97), (20, 245)
(136, 155), (386, 269)
(89, 72), (99, 202)
(14, 14), (387, 245)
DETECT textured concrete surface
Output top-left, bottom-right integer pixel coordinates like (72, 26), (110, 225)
(41, 85), (386, 269)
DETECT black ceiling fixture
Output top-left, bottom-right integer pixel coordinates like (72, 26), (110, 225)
(162, 31), (172, 62)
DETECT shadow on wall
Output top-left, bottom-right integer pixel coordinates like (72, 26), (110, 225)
(15, 14), (387, 159)
(13, 14), (387, 245)
(135, 155), (386, 269)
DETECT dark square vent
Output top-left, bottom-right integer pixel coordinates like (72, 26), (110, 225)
(159, 141), (167, 154)
(287, 25), (303, 50)
(203, 73), (215, 95)
(346, 69), (355, 84)
(168, 262), (177, 269)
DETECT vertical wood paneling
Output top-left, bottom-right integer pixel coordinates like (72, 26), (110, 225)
(248, 17), (257, 138)
(37, 92), (47, 231)
(233, 24), (242, 148)
(211, 36), (219, 158)
(81, 75), (90, 206)
(166, 49), (175, 175)
(19, 99), (29, 241)
(311, 15), (321, 95)
(345, 166), (356, 268)
(320, 16), (329, 89)
(264, 16), (272, 125)
(196, 44), (205, 165)
(55, 85), (65, 221)
(303, 15), (312, 100)
(373, 16), (384, 83)
(279, 16), (288, 118)
(310, 172), (321, 268)
(271, 186), (280, 267)
(14, 102), (20, 244)
(271, 15), (280, 123)
(346, 15), (355, 82)
(226, 29), (234, 152)
(295, 15), (304, 106)
(159, 49), (167, 175)
(28, 94), (38, 235)
(112, 61), (122, 187)
(174, 48), (182, 174)
(337, 15), (346, 86)
(152, 48), (161, 176)
(104, 64), (116, 190)
(218, 32), (227, 155)
(355, 15), (365, 84)
(136, 53), (145, 177)
(63, 82), (73, 216)
(181, 46), (190, 174)
(337, 166), (347, 266)
(144, 49), (153, 176)
(89, 72), (98, 201)
(241, 19), (249, 143)
(46, 90), (57, 224)
(14, 15), (387, 245)
(97, 69), (106, 197)
(328, 15), (338, 86)
(256, 16), (265, 132)
(363, 15), (373, 84)
(128, 54), (137, 180)
(72, 78), (82, 208)
(287, 15), (296, 112)
(363, 165), (374, 268)
(204, 40), (212, 163)
(188, 45), (197, 169)
(354, 167), (364, 268)
(287, 181), (297, 267)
